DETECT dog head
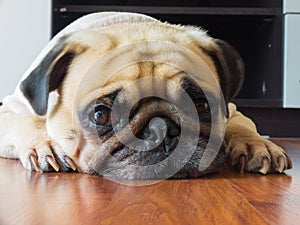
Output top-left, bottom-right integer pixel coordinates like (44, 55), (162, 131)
(20, 13), (244, 179)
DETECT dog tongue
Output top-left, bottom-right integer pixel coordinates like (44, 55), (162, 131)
(187, 171), (201, 178)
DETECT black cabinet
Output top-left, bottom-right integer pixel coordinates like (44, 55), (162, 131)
(51, 0), (300, 137)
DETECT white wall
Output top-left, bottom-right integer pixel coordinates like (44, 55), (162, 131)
(0, 0), (51, 101)
(284, 0), (300, 13)
(283, 0), (300, 108)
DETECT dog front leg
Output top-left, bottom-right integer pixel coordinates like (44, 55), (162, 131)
(225, 103), (292, 174)
(0, 104), (72, 172)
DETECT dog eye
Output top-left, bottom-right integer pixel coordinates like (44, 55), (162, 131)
(91, 105), (112, 126)
(196, 100), (210, 113)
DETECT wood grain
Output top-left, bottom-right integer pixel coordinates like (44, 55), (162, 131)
(0, 139), (299, 225)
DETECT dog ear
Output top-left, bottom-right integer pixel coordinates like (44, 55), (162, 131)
(20, 41), (82, 116)
(205, 40), (245, 104)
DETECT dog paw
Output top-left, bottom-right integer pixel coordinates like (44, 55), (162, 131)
(226, 137), (292, 174)
(19, 141), (77, 173)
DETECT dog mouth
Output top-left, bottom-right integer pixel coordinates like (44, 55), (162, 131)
(111, 117), (180, 164)
(89, 115), (226, 180)
(96, 141), (226, 180)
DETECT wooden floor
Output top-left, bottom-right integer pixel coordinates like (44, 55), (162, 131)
(0, 139), (300, 225)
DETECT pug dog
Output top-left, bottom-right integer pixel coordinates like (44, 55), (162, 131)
(0, 12), (292, 179)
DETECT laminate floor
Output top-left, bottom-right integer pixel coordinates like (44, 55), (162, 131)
(0, 139), (299, 225)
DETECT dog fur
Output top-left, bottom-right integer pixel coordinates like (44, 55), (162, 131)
(0, 12), (292, 179)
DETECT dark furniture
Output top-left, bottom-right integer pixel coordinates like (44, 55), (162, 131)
(51, 0), (300, 137)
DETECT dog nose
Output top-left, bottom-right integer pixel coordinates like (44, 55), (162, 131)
(147, 117), (167, 146)
(137, 117), (180, 154)
(163, 119), (180, 157)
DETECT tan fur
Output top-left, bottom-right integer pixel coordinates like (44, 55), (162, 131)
(0, 13), (292, 175)
(226, 103), (292, 173)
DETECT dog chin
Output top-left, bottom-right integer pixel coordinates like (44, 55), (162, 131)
(89, 138), (226, 180)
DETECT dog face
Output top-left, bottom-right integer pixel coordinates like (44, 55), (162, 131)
(20, 21), (244, 179)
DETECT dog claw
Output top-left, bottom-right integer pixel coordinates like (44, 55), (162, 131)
(46, 155), (60, 172)
(64, 156), (77, 171)
(286, 154), (293, 170)
(259, 158), (269, 174)
(29, 154), (41, 173)
(276, 156), (285, 173)
(239, 155), (246, 173)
